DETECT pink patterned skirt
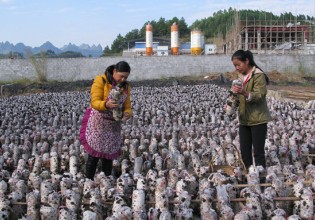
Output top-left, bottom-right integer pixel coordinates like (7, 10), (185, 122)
(80, 107), (122, 159)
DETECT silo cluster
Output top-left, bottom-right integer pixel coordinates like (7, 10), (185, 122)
(144, 22), (204, 56)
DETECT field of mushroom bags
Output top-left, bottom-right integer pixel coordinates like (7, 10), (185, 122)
(0, 82), (315, 220)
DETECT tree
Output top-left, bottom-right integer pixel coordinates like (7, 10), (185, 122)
(125, 29), (141, 41)
(173, 17), (190, 38)
(26, 49), (48, 82)
(155, 17), (168, 37)
(101, 45), (111, 57)
(6, 51), (24, 59)
(58, 51), (84, 58)
(45, 50), (56, 58)
(110, 34), (125, 54)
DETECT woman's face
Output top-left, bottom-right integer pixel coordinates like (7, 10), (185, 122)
(113, 69), (130, 84)
(232, 58), (250, 75)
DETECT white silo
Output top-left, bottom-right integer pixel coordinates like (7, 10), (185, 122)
(146, 23), (153, 56)
(171, 22), (179, 55)
(191, 29), (202, 55)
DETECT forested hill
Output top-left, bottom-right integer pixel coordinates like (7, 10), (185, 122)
(190, 8), (314, 39)
(104, 8), (314, 56)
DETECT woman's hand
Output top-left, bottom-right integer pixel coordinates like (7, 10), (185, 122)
(232, 85), (249, 98)
(122, 112), (131, 121)
(232, 85), (243, 94)
(105, 100), (119, 109)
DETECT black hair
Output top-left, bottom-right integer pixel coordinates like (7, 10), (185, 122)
(104, 61), (131, 87)
(115, 60), (131, 73)
(231, 50), (269, 84)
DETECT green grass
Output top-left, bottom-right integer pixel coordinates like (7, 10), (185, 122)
(0, 78), (62, 85)
(0, 78), (33, 85)
(308, 72), (315, 77)
(297, 63), (306, 76)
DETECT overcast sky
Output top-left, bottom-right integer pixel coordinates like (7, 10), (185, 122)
(1, 0), (314, 48)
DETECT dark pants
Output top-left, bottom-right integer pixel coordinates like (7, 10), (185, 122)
(85, 154), (113, 179)
(239, 123), (267, 169)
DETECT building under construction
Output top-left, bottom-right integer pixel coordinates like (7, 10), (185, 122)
(223, 17), (315, 54)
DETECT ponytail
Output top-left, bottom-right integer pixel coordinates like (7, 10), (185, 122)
(104, 65), (115, 84)
(264, 73), (270, 85)
(105, 65), (115, 75)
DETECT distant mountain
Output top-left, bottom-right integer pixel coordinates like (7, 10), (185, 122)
(0, 41), (16, 53)
(32, 41), (62, 54)
(61, 43), (103, 57)
(0, 41), (103, 57)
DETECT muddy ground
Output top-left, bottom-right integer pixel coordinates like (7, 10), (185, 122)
(1, 71), (315, 102)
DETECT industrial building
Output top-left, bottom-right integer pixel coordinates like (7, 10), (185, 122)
(122, 18), (315, 56)
(205, 44), (217, 55)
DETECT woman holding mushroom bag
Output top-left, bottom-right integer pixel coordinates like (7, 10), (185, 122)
(80, 61), (132, 179)
(227, 50), (272, 169)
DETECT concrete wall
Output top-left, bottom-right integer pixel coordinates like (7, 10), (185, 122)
(0, 54), (314, 82)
